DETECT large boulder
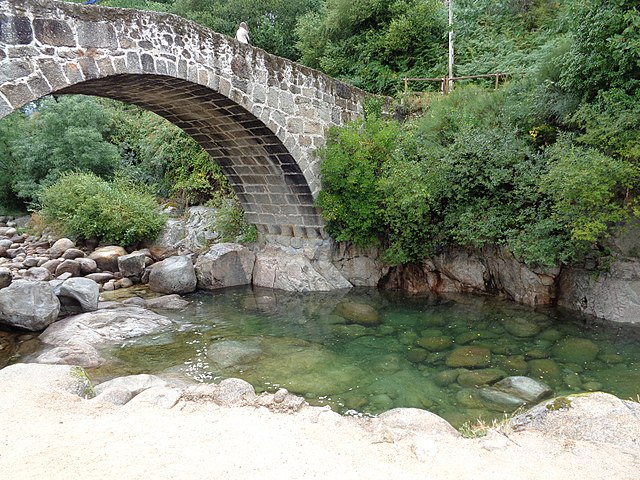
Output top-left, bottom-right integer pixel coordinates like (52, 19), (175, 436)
(195, 243), (255, 290)
(22, 267), (52, 282)
(148, 255), (197, 294)
(118, 251), (147, 278)
(56, 277), (100, 313)
(89, 246), (127, 272)
(508, 392), (640, 452)
(0, 363), (95, 400)
(333, 301), (380, 326)
(36, 342), (105, 368)
(94, 374), (169, 396)
(39, 306), (174, 346)
(253, 245), (352, 292)
(0, 280), (60, 331)
(49, 238), (75, 259)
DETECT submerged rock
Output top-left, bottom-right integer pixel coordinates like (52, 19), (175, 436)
(207, 339), (262, 369)
(551, 337), (600, 364)
(445, 346), (492, 368)
(333, 301), (380, 326)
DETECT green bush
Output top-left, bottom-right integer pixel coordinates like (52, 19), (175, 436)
(316, 115), (401, 247)
(39, 172), (166, 246)
(212, 200), (258, 244)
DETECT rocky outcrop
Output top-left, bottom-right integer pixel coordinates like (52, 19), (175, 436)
(0, 280), (60, 331)
(557, 260), (640, 324)
(508, 392), (640, 453)
(253, 245), (352, 292)
(39, 306), (174, 346)
(148, 256), (197, 294)
(195, 243), (255, 290)
(331, 243), (389, 287)
(382, 246), (559, 306)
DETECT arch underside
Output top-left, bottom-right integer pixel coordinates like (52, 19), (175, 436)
(59, 74), (326, 239)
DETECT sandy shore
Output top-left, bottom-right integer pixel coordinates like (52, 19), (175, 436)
(0, 364), (638, 480)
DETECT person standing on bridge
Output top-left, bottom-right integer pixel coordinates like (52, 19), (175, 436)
(235, 22), (250, 45)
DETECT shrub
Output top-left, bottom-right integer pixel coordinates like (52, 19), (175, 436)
(212, 200), (258, 244)
(38, 172), (166, 246)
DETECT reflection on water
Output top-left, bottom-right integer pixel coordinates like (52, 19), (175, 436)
(6, 286), (640, 427)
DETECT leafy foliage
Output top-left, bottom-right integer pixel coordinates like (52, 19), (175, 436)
(5, 96), (121, 205)
(212, 200), (258, 244)
(38, 172), (166, 246)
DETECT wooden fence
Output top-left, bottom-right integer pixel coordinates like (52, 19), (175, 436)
(402, 72), (518, 94)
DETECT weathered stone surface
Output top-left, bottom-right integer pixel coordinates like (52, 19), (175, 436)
(89, 246), (127, 272)
(117, 251), (146, 277)
(49, 238), (75, 259)
(22, 266), (52, 281)
(492, 375), (552, 402)
(558, 261), (640, 324)
(195, 243), (255, 290)
(0, 280), (60, 331)
(94, 374), (168, 396)
(61, 248), (85, 260)
(125, 385), (181, 409)
(0, 363), (94, 398)
(57, 277), (100, 312)
(509, 392), (640, 452)
(377, 408), (461, 438)
(253, 245), (352, 292)
(55, 259), (81, 277)
(39, 306), (173, 346)
(382, 246), (559, 307)
(0, 267), (11, 288)
(144, 294), (190, 310)
(148, 255), (197, 294)
(36, 342), (104, 368)
(214, 378), (258, 406)
(90, 387), (134, 406)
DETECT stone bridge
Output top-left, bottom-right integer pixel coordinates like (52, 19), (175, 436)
(0, 0), (369, 244)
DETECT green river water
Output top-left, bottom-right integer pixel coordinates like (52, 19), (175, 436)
(4, 286), (640, 428)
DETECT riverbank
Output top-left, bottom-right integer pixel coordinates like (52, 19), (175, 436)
(1, 364), (638, 480)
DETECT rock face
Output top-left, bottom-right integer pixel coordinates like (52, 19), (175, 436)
(0, 280), (60, 331)
(148, 256), (197, 294)
(331, 243), (389, 287)
(382, 246), (559, 306)
(253, 245), (352, 292)
(195, 243), (255, 290)
(558, 261), (640, 324)
(39, 307), (174, 346)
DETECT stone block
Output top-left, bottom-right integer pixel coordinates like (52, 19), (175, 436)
(77, 22), (117, 49)
(33, 19), (73, 46)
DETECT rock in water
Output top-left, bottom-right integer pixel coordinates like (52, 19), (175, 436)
(551, 337), (600, 363)
(148, 255), (197, 294)
(195, 243), (255, 290)
(445, 346), (492, 368)
(39, 306), (173, 346)
(334, 301), (380, 326)
(491, 376), (553, 402)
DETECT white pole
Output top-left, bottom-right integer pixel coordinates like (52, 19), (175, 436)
(447, 0), (454, 93)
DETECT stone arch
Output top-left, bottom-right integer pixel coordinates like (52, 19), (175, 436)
(0, 0), (368, 240)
